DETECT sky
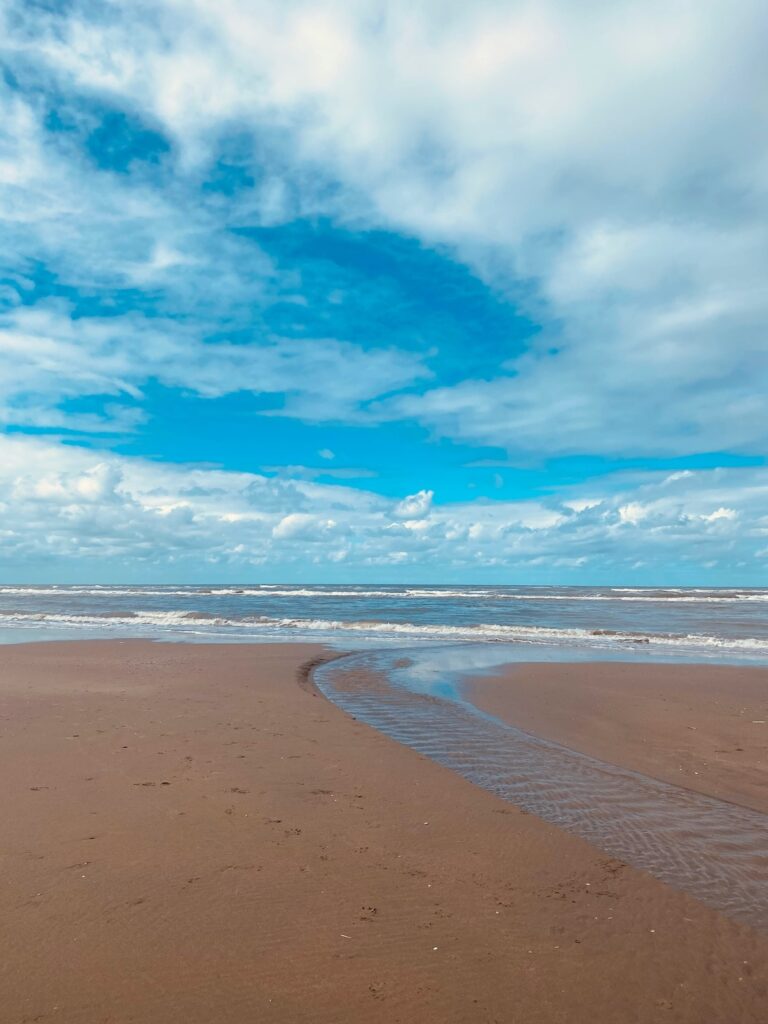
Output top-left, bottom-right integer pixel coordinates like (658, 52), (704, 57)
(0, 0), (766, 584)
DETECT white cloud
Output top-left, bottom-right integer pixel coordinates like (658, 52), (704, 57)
(394, 489), (433, 519)
(0, 435), (765, 579)
(0, 1), (765, 581)
(0, 302), (427, 430)
(272, 513), (336, 540)
(0, 54), (427, 433)
(2, 1), (766, 457)
(618, 502), (648, 526)
(9, 0), (764, 457)
(700, 507), (737, 523)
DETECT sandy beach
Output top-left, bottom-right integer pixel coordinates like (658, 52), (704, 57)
(1, 640), (766, 1023)
(465, 660), (768, 814)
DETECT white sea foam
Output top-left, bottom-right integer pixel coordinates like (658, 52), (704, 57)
(258, 618), (768, 651)
(0, 609), (765, 654)
(0, 585), (765, 602)
(0, 609), (233, 627)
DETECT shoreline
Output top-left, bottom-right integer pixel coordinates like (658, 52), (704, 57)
(1, 639), (766, 1022)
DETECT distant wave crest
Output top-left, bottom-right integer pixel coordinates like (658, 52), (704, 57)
(0, 585), (766, 603)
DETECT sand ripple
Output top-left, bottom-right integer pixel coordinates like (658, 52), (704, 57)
(315, 650), (768, 932)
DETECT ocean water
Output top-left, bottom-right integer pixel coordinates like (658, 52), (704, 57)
(0, 583), (766, 662)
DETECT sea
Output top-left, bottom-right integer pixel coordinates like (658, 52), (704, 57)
(0, 583), (766, 663)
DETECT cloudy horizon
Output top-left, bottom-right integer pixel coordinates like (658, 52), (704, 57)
(1, 1), (766, 584)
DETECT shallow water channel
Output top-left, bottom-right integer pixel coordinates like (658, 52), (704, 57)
(314, 645), (768, 933)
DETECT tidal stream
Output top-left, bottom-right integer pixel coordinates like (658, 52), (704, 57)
(314, 646), (768, 932)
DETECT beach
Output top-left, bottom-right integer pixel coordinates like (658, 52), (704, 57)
(465, 660), (768, 813)
(6, 0), (767, 1017)
(1, 640), (766, 1023)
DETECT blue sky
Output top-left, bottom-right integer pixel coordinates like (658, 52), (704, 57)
(0, 0), (766, 583)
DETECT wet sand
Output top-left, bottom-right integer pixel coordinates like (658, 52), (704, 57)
(1, 641), (766, 1023)
(465, 660), (768, 813)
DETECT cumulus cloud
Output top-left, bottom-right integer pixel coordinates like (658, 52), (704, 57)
(272, 513), (337, 540)
(393, 489), (433, 519)
(0, 435), (765, 580)
(618, 503), (649, 526)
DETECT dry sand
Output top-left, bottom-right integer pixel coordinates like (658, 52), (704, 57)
(465, 660), (768, 813)
(0, 640), (766, 1023)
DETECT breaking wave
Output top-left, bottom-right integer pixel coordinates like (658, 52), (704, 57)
(0, 608), (765, 655)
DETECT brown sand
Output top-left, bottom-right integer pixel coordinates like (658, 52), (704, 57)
(0, 641), (766, 1024)
(465, 660), (768, 813)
